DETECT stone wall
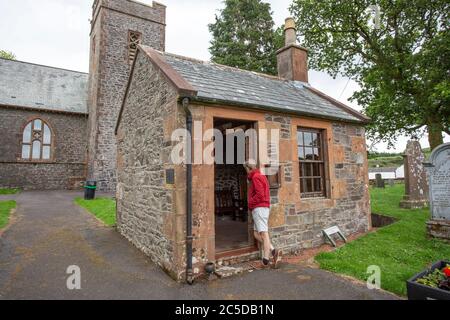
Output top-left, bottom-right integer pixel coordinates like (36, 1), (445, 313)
(116, 63), (370, 279)
(0, 107), (87, 190)
(215, 165), (242, 199)
(186, 106), (371, 275)
(116, 51), (180, 278)
(269, 122), (370, 252)
(88, 0), (166, 191)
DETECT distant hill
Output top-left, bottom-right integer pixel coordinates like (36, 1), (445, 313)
(368, 148), (431, 168)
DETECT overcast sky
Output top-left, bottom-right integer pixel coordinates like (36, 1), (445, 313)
(0, 0), (447, 152)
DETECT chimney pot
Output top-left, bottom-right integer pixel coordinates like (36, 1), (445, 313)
(284, 18), (297, 46)
(276, 17), (309, 83)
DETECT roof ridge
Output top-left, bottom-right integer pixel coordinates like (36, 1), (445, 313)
(159, 50), (284, 82)
(0, 57), (88, 75)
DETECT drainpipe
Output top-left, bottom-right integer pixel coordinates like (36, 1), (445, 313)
(182, 97), (194, 285)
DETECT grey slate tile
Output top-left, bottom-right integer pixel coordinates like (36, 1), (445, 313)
(162, 53), (361, 122)
(0, 58), (88, 114)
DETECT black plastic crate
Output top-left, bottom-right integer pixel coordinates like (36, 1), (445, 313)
(407, 260), (450, 300)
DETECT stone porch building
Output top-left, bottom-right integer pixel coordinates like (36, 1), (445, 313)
(115, 19), (372, 281)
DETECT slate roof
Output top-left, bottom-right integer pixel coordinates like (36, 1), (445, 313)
(0, 58), (88, 114)
(160, 52), (367, 123)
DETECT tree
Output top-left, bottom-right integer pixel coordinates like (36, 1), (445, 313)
(290, 0), (450, 150)
(0, 50), (16, 60)
(209, 0), (281, 75)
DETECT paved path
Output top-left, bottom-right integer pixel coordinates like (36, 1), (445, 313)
(0, 191), (399, 300)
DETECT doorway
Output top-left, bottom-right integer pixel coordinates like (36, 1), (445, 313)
(214, 118), (257, 255)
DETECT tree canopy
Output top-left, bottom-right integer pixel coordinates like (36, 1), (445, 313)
(290, 0), (450, 150)
(0, 50), (16, 60)
(209, 0), (283, 75)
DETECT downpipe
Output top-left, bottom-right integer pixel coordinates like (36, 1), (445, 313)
(182, 97), (194, 285)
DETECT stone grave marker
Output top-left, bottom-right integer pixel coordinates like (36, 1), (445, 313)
(400, 140), (429, 209)
(424, 143), (450, 241)
(375, 173), (385, 188)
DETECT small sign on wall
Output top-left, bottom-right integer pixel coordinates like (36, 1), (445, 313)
(322, 226), (347, 247)
(265, 165), (281, 189)
(166, 169), (175, 185)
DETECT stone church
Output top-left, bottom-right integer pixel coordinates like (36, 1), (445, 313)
(0, 0), (372, 281)
(0, 0), (166, 191)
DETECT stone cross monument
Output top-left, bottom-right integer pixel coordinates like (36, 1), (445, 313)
(424, 143), (450, 241)
(399, 140), (429, 209)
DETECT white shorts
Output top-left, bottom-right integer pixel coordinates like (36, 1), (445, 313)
(252, 207), (270, 233)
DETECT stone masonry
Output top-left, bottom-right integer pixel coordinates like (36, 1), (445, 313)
(116, 51), (179, 278)
(265, 121), (370, 251)
(115, 45), (371, 281)
(0, 107), (87, 190)
(215, 165), (243, 199)
(180, 107), (371, 279)
(87, 0), (166, 191)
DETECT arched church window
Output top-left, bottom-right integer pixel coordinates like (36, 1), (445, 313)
(21, 119), (53, 161)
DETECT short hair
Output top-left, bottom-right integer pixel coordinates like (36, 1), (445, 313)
(244, 161), (257, 171)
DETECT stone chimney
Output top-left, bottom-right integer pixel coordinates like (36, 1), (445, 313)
(276, 17), (309, 83)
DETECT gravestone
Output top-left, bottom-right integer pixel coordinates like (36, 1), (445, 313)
(400, 140), (429, 209)
(424, 143), (450, 241)
(375, 174), (385, 188)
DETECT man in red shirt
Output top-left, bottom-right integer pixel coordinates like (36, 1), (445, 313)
(244, 162), (281, 268)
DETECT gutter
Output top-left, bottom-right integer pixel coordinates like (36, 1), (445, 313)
(182, 97), (194, 285)
(188, 96), (370, 125)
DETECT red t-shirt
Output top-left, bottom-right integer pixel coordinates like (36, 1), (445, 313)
(247, 169), (270, 210)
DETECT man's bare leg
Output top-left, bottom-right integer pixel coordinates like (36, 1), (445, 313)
(260, 232), (273, 260)
(254, 231), (264, 258)
(254, 231), (263, 245)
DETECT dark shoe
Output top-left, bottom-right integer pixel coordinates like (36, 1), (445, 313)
(272, 249), (282, 269)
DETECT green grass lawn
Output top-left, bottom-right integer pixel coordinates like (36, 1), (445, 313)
(0, 200), (16, 229)
(75, 197), (116, 227)
(0, 188), (20, 195)
(315, 184), (450, 296)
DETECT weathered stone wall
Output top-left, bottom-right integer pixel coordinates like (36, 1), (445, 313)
(269, 122), (370, 252)
(185, 106), (370, 274)
(116, 51), (180, 278)
(116, 65), (370, 279)
(0, 107), (87, 190)
(88, 0), (166, 191)
(215, 165), (242, 199)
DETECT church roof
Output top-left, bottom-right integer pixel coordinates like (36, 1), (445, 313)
(0, 58), (88, 114)
(138, 46), (369, 124)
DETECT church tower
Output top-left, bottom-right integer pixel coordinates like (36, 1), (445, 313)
(87, 0), (166, 191)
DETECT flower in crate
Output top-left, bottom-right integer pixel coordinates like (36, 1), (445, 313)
(444, 266), (450, 278)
